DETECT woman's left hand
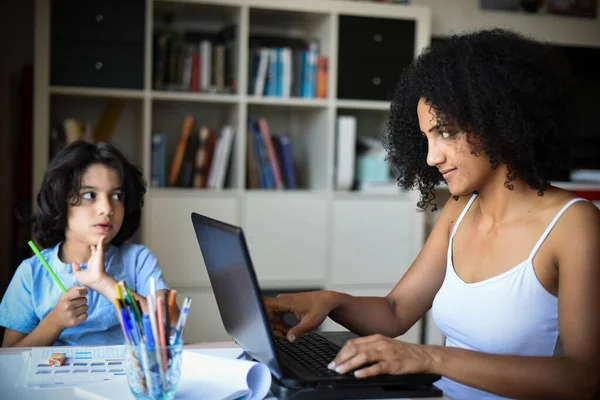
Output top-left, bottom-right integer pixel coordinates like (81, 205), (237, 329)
(328, 334), (434, 378)
(73, 235), (110, 290)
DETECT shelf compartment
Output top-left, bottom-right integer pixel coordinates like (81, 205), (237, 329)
(49, 96), (143, 166)
(248, 7), (332, 100)
(151, 100), (241, 190)
(246, 104), (330, 191)
(153, 1), (241, 94)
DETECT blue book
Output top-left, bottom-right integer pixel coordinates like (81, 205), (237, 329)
(276, 48), (283, 97)
(151, 133), (167, 187)
(277, 134), (297, 189)
(301, 42), (318, 98)
(265, 49), (278, 97)
(249, 119), (275, 189)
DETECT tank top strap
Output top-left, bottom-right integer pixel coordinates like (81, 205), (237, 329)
(528, 198), (588, 261)
(450, 193), (478, 240)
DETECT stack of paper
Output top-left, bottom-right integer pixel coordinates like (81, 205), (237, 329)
(21, 346), (125, 389)
(72, 350), (272, 400)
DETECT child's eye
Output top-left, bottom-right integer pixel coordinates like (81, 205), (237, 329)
(112, 193), (123, 201)
(81, 192), (95, 200)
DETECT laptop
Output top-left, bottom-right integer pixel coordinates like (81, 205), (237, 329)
(190, 212), (441, 390)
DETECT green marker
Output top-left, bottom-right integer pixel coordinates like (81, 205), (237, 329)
(28, 240), (67, 293)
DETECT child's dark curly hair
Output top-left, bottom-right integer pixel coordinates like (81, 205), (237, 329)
(383, 28), (574, 210)
(32, 141), (146, 248)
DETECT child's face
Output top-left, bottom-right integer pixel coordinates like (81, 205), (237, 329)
(65, 163), (125, 248)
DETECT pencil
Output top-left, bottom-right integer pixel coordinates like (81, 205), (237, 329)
(28, 240), (67, 293)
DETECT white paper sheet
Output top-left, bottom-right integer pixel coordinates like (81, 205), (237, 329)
(22, 346), (125, 389)
(72, 350), (271, 400)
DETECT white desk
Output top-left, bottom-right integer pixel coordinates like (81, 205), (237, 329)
(0, 342), (446, 400)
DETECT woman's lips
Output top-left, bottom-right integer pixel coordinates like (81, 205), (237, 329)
(441, 168), (456, 179)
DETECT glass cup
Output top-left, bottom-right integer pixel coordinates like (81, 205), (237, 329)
(124, 343), (183, 400)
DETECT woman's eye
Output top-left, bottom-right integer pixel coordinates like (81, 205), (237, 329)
(441, 131), (451, 139)
(112, 193), (123, 201)
(81, 192), (95, 200)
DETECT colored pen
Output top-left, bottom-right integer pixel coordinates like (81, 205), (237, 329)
(120, 308), (134, 344)
(142, 314), (155, 348)
(140, 314), (156, 397)
(173, 297), (192, 345)
(28, 240), (67, 293)
(113, 299), (129, 341)
(149, 278), (157, 311)
(167, 290), (177, 322)
(147, 294), (166, 386)
(156, 296), (168, 371)
(126, 287), (143, 323)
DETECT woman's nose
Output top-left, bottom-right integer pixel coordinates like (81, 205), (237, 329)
(426, 139), (444, 167)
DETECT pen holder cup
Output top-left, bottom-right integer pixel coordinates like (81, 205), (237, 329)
(124, 343), (184, 400)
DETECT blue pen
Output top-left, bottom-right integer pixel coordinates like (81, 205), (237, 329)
(120, 309), (135, 344)
(173, 297), (192, 345)
(143, 314), (155, 348)
(127, 308), (142, 345)
(140, 314), (159, 397)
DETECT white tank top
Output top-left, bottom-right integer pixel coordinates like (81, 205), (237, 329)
(432, 194), (587, 400)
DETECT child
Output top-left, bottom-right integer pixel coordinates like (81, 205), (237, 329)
(0, 141), (179, 347)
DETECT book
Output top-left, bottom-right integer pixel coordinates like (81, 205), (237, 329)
(151, 133), (167, 188)
(335, 115), (357, 190)
(192, 126), (217, 188)
(277, 134), (298, 189)
(258, 118), (284, 189)
(178, 126), (200, 187)
(207, 125), (235, 190)
(168, 116), (195, 187)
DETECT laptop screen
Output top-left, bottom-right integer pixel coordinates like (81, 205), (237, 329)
(191, 212), (283, 377)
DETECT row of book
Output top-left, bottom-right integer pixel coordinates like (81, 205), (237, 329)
(247, 118), (298, 190)
(153, 26), (237, 93)
(248, 41), (327, 99)
(152, 118), (234, 189)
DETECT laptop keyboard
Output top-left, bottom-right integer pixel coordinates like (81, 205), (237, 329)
(274, 332), (342, 377)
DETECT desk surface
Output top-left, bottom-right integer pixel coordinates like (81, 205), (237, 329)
(0, 343), (446, 400)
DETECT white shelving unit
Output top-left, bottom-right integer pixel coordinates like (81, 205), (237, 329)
(34, 0), (433, 343)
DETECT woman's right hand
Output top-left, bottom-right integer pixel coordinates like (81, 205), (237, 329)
(263, 290), (338, 342)
(48, 286), (89, 330)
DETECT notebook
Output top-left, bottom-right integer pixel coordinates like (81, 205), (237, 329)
(190, 212), (441, 389)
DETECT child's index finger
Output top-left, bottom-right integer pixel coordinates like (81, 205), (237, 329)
(97, 235), (106, 251)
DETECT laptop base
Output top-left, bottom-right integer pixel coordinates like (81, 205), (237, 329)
(271, 377), (444, 399)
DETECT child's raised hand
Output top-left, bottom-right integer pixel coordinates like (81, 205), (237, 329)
(72, 235), (109, 290)
(49, 286), (89, 329)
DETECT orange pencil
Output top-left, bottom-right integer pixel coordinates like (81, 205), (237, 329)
(156, 296), (169, 371)
(168, 290), (177, 326)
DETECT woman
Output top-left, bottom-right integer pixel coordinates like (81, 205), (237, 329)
(265, 29), (600, 399)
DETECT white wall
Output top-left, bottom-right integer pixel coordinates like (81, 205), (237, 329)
(411, 0), (600, 47)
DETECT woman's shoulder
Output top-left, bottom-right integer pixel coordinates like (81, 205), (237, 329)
(542, 187), (600, 239)
(543, 187), (598, 218)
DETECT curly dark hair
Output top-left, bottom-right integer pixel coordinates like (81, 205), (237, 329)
(383, 28), (574, 211)
(32, 141), (146, 248)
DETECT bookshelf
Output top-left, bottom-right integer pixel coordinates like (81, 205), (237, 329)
(34, 0), (435, 344)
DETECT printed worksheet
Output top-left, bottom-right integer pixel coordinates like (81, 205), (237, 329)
(23, 346), (126, 388)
